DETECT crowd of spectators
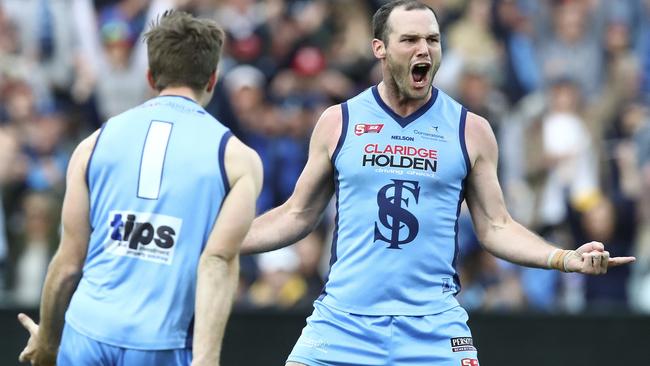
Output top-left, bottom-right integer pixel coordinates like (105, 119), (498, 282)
(0, 0), (649, 314)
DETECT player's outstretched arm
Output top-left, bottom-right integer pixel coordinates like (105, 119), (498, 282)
(18, 130), (99, 365)
(192, 136), (262, 366)
(463, 113), (635, 274)
(240, 105), (342, 255)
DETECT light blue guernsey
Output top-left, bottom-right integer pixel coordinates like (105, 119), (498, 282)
(320, 86), (470, 315)
(65, 95), (231, 349)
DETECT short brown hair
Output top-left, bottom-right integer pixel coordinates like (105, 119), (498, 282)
(144, 10), (225, 92)
(372, 0), (436, 43)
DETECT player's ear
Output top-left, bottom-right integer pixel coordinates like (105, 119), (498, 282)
(372, 38), (386, 59)
(146, 69), (156, 90)
(206, 70), (217, 93)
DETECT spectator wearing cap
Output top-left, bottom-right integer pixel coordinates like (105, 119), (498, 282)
(223, 64), (279, 214)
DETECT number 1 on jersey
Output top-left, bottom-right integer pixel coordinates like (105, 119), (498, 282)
(138, 121), (172, 199)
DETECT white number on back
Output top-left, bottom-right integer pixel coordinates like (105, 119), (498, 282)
(138, 121), (172, 200)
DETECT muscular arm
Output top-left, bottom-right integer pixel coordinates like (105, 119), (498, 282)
(192, 137), (263, 366)
(240, 105), (342, 254)
(464, 113), (634, 272)
(27, 131), (98, 362)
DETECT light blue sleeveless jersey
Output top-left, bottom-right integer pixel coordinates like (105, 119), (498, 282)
(320, 86), (470, 316)
(65, 95), (231, 350)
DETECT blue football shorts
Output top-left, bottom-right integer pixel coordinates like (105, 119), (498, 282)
(287, 301), (480, 366)
(57, 323), (192, 366)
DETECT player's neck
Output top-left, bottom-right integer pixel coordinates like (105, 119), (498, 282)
(158, 86), (202, 105)
(377, 82), (431, 117)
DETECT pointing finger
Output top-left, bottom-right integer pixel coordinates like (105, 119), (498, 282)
(608, 256), (636, 267)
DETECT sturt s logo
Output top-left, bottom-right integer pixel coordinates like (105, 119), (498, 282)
(354, 123), (384, 136)
(374, 179), (420, 249)
(106, 211), (182, 265)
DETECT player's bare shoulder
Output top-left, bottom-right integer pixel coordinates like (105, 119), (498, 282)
(69, 129), (102, 178)
(80, 129), (101, 151)
(311, 104), (344, 158)
(223, 135), (263, 193)
(464, 112), (498, 167)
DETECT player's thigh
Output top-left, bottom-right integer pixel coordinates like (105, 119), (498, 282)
(58, 323), (116, 366)
(393, 306), (480, 365)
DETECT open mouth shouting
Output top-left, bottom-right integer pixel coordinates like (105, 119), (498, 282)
(410, 62), (431, 89)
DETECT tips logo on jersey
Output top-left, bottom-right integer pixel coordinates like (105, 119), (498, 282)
(354, 123), (384, 136)
(106, 211), (182, 265)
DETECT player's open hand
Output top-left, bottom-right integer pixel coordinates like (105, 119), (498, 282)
(565, 241), (636, 274)
(17, 313), (56, 366)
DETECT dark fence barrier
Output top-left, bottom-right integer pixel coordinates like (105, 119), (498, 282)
(2, 308), (649, 366)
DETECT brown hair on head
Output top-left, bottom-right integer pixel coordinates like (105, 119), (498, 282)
(144, 10), (225, 92)
(372, 0), (436, 44)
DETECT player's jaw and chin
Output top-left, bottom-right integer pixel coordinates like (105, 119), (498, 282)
(385, 48), (439, 102)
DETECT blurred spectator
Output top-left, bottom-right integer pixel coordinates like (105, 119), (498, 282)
(12, 191), (57, 306)
(21, 109), (69, 192)
(493, 0), (542, 103)
(511, 78), (601, 312)
(441, 0), (500, 95)
(538, 78), (599, 230)
(294, 230), (326, 305)
(578, 194), (635, 310)
(70, 0), (173, 123)
(630, 105), (650, 226)
(92, 0), (157, 121)
(634, 0), (650, 102)
(223, 64), (282, 213)
(327, 0), (375, 85)
(2, 0), (77, 95)
(624, 103), (650, 312)
(539, 1), (603, 100)
(217, 0), (271, 71)
(456, 62), (508, 155)
(0, 127), (18, 294)
(585, 16), (642, 184)
(247, 247), (309, 309)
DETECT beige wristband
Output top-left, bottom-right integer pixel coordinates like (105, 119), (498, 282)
(547, 249), (572, 272)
